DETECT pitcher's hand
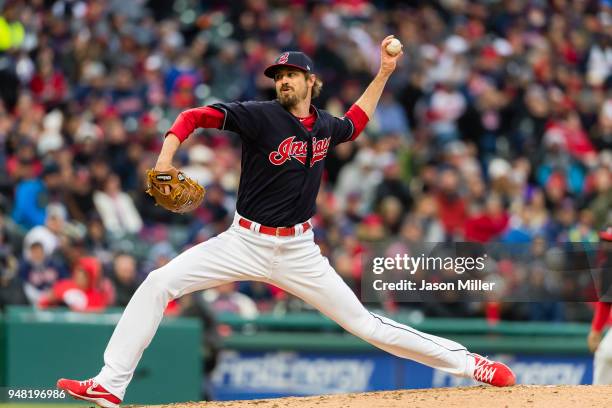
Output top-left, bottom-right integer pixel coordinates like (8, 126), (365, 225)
(379, 35), (404, 77)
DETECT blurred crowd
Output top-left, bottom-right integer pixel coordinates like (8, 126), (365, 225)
(0, 0), (610, 323)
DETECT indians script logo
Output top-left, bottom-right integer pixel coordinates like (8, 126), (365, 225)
(269, 136), (331, 167)
(277, 53), (289, 64)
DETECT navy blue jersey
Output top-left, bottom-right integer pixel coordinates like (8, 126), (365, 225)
(210, 100), (355, 227)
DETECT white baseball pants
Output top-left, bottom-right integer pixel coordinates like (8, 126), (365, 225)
(594, 329), (612, 384)
(95, 212), (476, 400)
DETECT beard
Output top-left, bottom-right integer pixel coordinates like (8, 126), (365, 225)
(277, 86), (308, 109)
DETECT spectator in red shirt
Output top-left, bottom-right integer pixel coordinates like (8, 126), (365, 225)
(464, 195), (509, 243)
(543, 111), (596, 163)
(39, 257), (114, 312)
(435, 169), (466, 240)
(29, 49), (67, 106)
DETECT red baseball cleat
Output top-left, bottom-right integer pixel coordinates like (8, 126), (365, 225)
(472, 354), (516, 387)
(57, 378), (121, 408)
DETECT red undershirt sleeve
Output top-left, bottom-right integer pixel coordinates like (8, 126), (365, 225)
(165, 106), (226, 142)
(345, 104), (369, 141)
(592, 301), (611, 331)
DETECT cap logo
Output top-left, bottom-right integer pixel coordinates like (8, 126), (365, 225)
(277, 53), (289, 64)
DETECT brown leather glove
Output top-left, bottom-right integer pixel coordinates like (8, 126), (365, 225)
(145, 167), (205, 213)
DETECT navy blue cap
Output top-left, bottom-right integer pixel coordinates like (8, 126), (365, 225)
(264, 51), (314, 78)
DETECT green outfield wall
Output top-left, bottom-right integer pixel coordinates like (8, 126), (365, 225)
(0, 307), (202, 405)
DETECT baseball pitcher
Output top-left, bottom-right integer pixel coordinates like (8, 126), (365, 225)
(57, 36), (515, 408)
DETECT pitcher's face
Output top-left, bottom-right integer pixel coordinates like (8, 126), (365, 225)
(274, 67), (313, 109)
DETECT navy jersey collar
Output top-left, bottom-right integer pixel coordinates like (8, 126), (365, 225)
(274, 100), (320, 133)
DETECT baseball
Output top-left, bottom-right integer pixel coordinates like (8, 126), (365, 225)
(386, 38), (402, 56)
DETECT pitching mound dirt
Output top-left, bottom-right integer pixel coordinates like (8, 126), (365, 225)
(135, 385), (612, 408)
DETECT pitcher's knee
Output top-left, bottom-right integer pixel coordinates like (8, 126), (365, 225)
(143, 268), (179, 299)
(347, 314), (380, 343)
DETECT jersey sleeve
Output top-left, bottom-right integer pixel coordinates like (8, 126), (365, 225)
(330, 104), (369, 146)
(208, 101), (261, 143)
(166, 106), (225, 142)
